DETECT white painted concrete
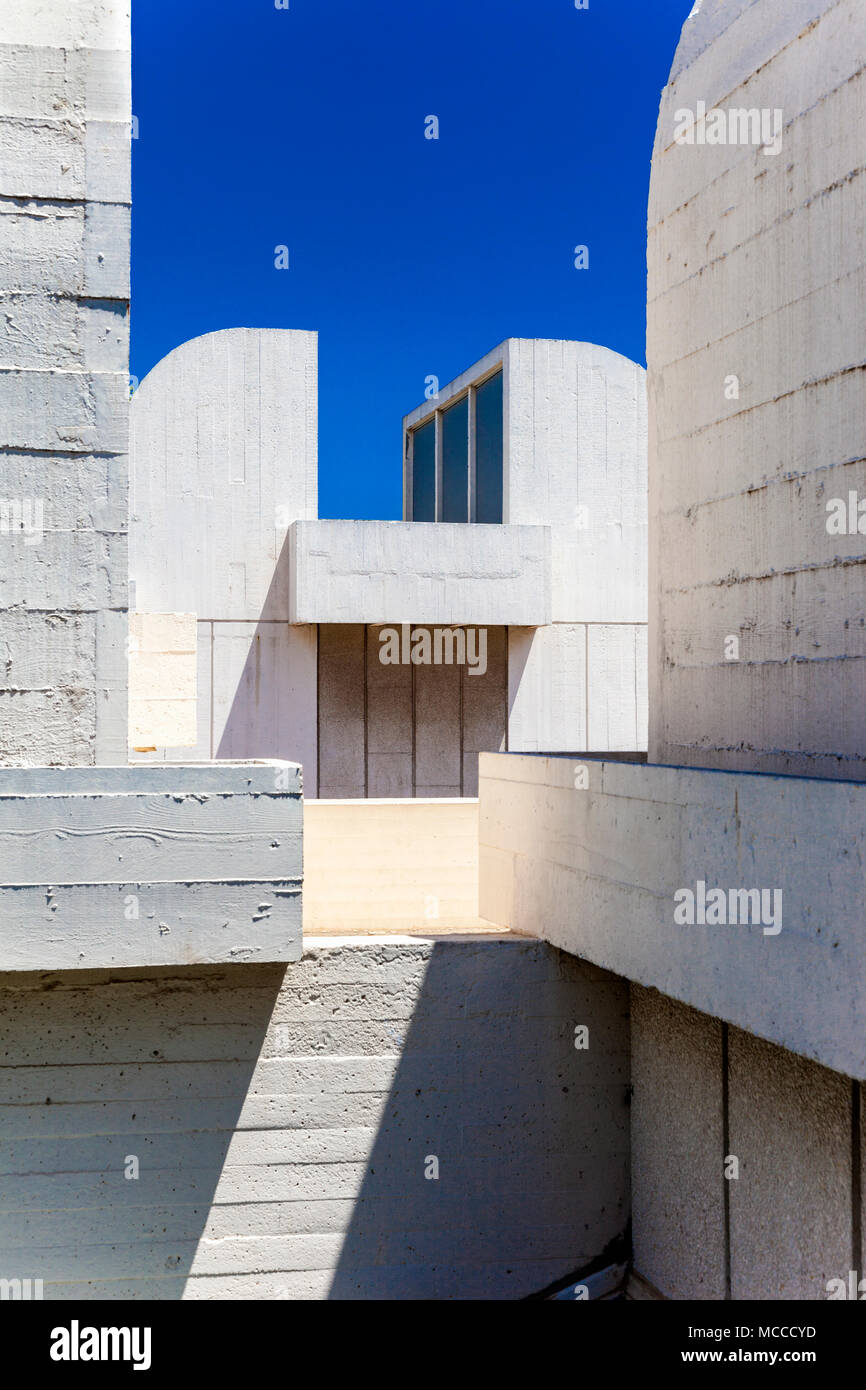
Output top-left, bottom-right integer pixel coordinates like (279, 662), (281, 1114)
(478, 751), (866, 1080)
(0, 762), (302, 970)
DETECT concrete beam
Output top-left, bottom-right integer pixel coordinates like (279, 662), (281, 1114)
(479, 752), (866, 1079)
(289, 519), (551, 626)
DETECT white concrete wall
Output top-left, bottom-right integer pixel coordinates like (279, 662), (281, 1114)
(0, 940), (630, 1299)
(648, 0), (866, 777)
(317, 624), (507, 799)
(504, 339), (647, 627)
(290, 520), (551, 626)
(304, 799), (481, 931)
(0, 0), (130, 764)
(129, 328), (319, 787)
(131, 328), (317, 621)
(478, 751), (866, 1081)
(507, 625), (647, 753)
(631, 987), (859, 1302)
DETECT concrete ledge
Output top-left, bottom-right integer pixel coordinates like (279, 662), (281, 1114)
(478, 751), (866, 1079)
(0, 761), (302, 971)
(289, 519), (550, 625)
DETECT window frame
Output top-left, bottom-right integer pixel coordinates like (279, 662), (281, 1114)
(404, 362), (504, 524)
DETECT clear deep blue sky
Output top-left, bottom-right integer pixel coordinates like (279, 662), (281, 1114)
(131, 0), (692, 520)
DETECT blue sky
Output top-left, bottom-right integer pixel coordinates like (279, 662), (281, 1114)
(131, 0), (692, 520)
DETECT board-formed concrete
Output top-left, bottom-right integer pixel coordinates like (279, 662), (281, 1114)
(0, 939), (630, 1299)
(648, 0), (866, 778)
(478, 751), (866, 1080)
(0, 762), (302, 970)
(0, 0), (130, 765)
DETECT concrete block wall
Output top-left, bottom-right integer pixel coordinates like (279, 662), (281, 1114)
(0, 0), (130, 764)
(648, 0), (866, 777)
(631, 987), (861, 1301)
(0, 939), (630, 1299)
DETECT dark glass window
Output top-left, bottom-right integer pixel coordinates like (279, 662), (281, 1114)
(411, 418), (436, 522)
(474, 371), (503, 523)
(441, 395), (469, 522)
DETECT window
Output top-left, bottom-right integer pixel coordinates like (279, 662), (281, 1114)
(411, 417), (436, 522)
(441, 395), (469, 522)
(406, 369), (503, 523)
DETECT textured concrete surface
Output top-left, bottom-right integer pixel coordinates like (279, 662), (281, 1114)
(728, 1028), (851, 1300)
(0, 761), (302, 970)
(129, 328), (318, 780)
(290, 520), (551, 626)
(647, 0), (866, 777)
(507, 624), (647, 753)
(131, 328), (317, 622)
(630, 987), (725, 1301)
(304, 799), (482, 932)
(478, 751), (866, 1079)
(0, 0), (130, 765)
(0, 939), (630, 1299)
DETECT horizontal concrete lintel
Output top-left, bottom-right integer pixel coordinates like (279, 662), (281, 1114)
(478, 750), (866, 1079)
(289, 518), (551, 626)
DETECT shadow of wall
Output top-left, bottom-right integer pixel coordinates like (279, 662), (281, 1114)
(0, 963), (283, 1299)
(326, 937), (630, 1299)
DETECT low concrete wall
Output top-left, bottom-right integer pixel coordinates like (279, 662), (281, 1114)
(0, 938), (630, 1299)
(304, 798), (482, 931)
(478, 752), (866, 1079)
(0, 762), (302, 970)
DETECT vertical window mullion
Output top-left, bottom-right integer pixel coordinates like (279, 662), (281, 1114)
(468, 386), (477, 523)
(435, 410), (443, 521)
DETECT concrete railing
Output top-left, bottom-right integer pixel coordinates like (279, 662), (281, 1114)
(304, 797), (482, 931)
(0, 762), (302, 971)
(478, 751), (866, 1079)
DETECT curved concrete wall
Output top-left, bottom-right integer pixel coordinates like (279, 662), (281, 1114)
(648, 0), (866, 777)
(129, 329), (318, 778)
(130, 327), (317, 622)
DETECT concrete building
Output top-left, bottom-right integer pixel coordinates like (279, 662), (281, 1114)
(128, 332), (648, 794)
(0, 0), (641, 1300)
(480, 0), (866, 1299)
